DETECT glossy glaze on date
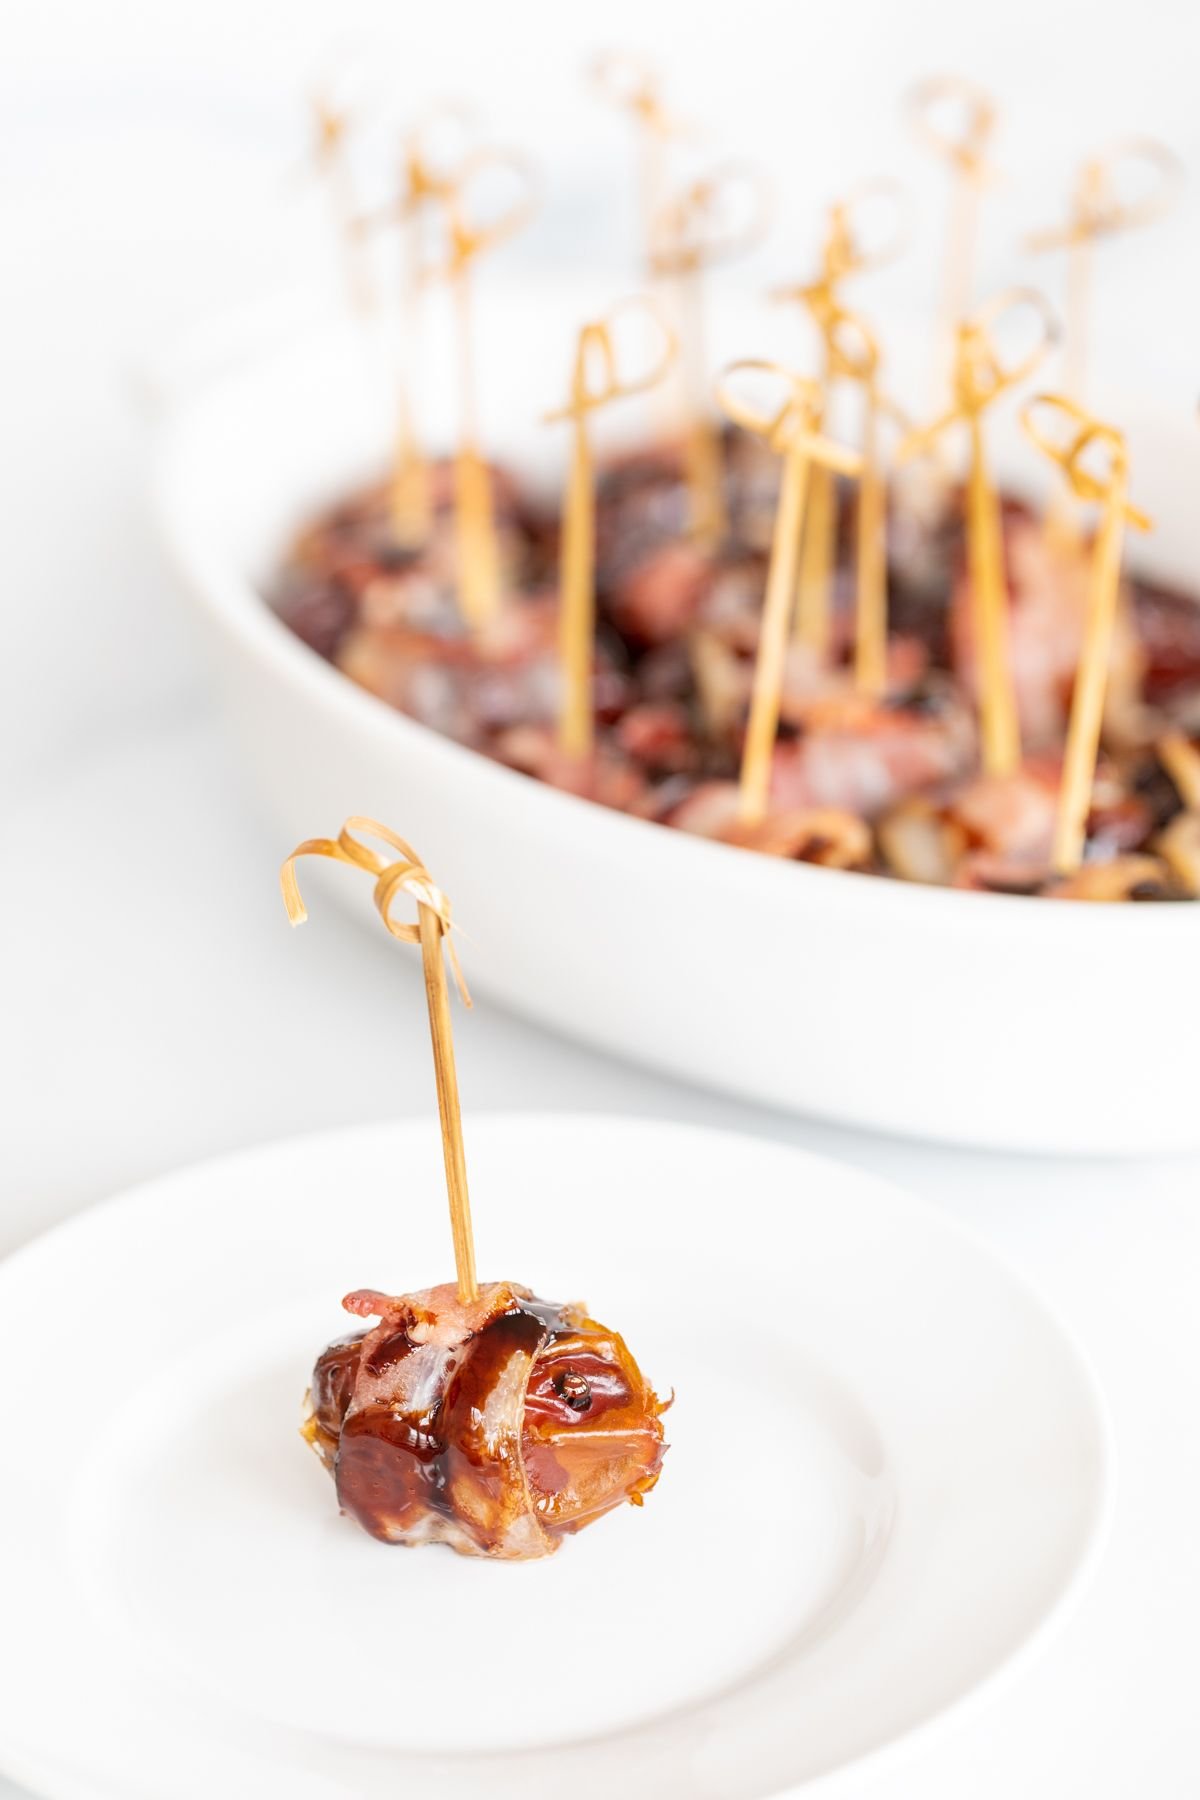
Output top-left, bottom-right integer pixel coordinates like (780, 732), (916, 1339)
(305, 1281), (666, 1557)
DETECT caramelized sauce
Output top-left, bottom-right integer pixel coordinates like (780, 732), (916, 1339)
(306, 1286), (666, 1556)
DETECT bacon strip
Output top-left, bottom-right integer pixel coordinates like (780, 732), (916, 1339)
(305, 1281), (667, 1558)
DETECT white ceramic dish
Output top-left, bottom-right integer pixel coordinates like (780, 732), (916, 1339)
(153, 308), (1200, 1153)
(0, 1115), (1110, 1800)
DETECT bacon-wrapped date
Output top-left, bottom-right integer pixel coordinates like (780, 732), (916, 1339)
(304, 1280), (668, 1558)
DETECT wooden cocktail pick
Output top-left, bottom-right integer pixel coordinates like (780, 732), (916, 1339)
(281, 819), (477, 1304)
(590, 52), (689, 276)
(1020, 396), (1152, 873)
(309, 87), (376, 317)
(422, 148), (538, 632)
(898, 288), (1057, 776)
(363, 104), (479, 547)
(907, 77), (999, 405)
(651, 164), (771, 548)
(716, 361), (864, 825)
(1158, 731), (1200, 812)
(1027, 138), (1180, 408)
(772, 182), (908, 656)
(544, 299), (677, 759)
(824, 306), (909, 696)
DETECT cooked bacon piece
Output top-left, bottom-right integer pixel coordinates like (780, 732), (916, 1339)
(951, 760), (1061, 862)
(304, 1282), (667, 1558)
(949, 755), (1155, 872)
(1046, 855), (1183, 902)
(949, 515), (1147, 751)
(1135, 582), (1200, 703)
(490, 726), (647, 811)
(274, 574), (357, 661)
(770, 694), (975, 820)
(876, 797), (968, 885)
(605, 542), (713, 647)
(728, 807), (872, 869)
(1156, 812), (1200, 895)
(951, 853), (1050, 896)
(668, 779), (743, 840)
(613, 701), (698, 775)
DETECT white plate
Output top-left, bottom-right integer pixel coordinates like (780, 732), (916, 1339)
(0, 1115), (1109, 1799)
(154, 308), (1200, 1154)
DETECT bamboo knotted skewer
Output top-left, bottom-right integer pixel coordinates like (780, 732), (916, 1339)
(389, 106), (480, 546)
(716, 360), (864, 826)
(772, 182), (909, 656)
(907, 76), (998, 406)
(590, 52), (689, 276)
(823, 306), (909, 697)
(281, 818), (477, 1304)
(1158, 731), (1200, 813)
(1027, 138), (1181, 408)
(1020, 396), (1152, 874)
(543, 299), (677, 759)
(898, 287), (1057, 777)
(355, 105), (480, 546)
(650, 164), (771, 549)
(420, 148), (538, 632)
(310, 89), (376, 317)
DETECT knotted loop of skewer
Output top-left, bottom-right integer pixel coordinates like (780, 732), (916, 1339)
(824, 304), (880, 386)
(310, 91), (350, 164)
(1026, 137), (1183, 252)
(811, 305), (908, 433)
(907, 75), (998, 183)
(649, 163), (772, 277)
(825, 178), (912, 280)
(953, 287), (1058, 413)
(715, 359), (861, 471)
(417, 145), (539, 283)
(281, 817), (470, 1004)
(303, 40), (385, 182)
(402, 100), (478, 211)
(589, 51), (688, 142)
(351, 101), (478, 243)
(900, 287), (1057, 458)
(1020, 394), (1152, 530)
(542, 297), (678, 426)
(771, 181), (910, 329)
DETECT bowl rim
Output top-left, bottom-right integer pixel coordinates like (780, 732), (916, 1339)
(151, 347), (1200, 942)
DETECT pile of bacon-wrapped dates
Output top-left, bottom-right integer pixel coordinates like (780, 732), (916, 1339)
(273, 439), (1200, 901)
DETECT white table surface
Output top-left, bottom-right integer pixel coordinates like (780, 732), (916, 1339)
(4, 9), (1200, 1794)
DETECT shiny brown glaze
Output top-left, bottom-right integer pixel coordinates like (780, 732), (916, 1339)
(304, 1281), (667, 1557)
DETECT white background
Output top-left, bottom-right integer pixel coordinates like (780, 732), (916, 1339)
(4, 0), (1200, 1794)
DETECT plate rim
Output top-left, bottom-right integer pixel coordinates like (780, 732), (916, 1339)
(0, 1113), (1115, 1799)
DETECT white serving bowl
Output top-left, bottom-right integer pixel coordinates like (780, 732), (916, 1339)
(153, 306), (1200, 1154)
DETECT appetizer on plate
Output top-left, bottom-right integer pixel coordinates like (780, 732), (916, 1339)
(283, 819), (669, 1556)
